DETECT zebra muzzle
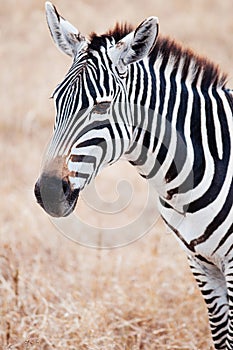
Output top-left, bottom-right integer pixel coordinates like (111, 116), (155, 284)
(34, 174), (79, 217)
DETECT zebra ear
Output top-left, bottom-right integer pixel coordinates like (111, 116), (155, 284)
(111, 17), (159, 68)
(45, 2), (88, 58)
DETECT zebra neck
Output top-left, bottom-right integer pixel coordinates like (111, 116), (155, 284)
(124, 57), (233, 216)
(124, 58), (190, 201)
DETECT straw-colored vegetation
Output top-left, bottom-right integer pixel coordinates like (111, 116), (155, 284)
(1, 0), (232, 349)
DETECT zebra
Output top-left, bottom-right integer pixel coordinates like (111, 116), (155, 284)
(34, 2), (233, 349)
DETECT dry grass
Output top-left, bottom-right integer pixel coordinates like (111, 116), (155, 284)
(0, 0), (233, 349)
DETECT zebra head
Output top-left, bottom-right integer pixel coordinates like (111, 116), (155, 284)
(34, 2), (158, 217)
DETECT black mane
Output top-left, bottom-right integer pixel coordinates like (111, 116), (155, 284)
(88, 23), (133, 51)
(151, 36), (228, 88)
(88, 23), (228, 88)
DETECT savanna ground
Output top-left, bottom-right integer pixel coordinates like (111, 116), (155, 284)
(0, 0), (233, 349)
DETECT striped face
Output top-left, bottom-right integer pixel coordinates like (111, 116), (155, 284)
(35, 44), (131, 217)
(34, 2), (158, 217)
(52, 49), (133, 183)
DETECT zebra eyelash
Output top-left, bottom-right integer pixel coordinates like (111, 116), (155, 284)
(92, 101), (111, 114)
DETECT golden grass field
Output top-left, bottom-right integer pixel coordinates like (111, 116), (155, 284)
(1, 0), (233, 349)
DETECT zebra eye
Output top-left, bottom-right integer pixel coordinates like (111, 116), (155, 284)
(92, 101), (111, 114)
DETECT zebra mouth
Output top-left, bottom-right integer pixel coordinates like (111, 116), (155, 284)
(62, 189), (79, 217)
(34, 175), (79, 218)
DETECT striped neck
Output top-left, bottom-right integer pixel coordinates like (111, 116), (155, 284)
(124, 43), (232, 214)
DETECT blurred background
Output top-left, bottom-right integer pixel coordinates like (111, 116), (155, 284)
(0, 0), (232, 349)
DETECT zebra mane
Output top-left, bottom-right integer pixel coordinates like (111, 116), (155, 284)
(151, 36), (228, 89)
(89, 23), (228, 89)
(89, 23), (133, 51)
(106, 23), (134, 42)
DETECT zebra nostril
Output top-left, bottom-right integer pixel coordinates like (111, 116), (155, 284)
(61, 179), (80, 205)
(62, 179), (70, 197)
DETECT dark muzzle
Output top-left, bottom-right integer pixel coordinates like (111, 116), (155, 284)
(34, 174), (79, 217)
